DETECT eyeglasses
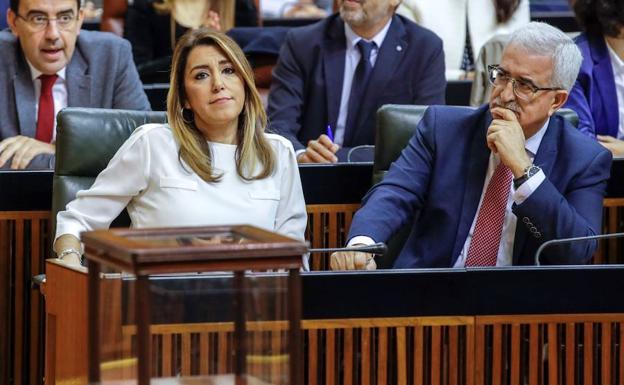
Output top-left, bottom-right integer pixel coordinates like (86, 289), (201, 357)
(487, 64), (561, 101)
(16, 12), (77, 32)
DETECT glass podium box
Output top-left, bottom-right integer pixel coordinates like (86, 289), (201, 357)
(81, 225), (307, 385)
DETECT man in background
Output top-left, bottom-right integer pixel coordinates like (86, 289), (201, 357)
(0, 0), (8, 29)
(331, 22), (611, 269)
(0, 0), (150, 170)
(267, 0), (446, 163)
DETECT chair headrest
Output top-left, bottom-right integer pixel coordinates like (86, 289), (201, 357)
(55, 108), (167, 176)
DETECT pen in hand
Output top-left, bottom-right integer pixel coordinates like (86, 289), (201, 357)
(326, 124), (334, 142)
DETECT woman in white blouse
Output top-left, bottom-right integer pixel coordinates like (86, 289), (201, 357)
(53, 29), (307, 267)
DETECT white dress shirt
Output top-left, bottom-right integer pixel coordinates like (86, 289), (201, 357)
(27, 61), (67, 142)
(349, 119), (549, 267)
(55, 124), (308, 266)
(333, 19), (392, 145)
(605, 39), (624, 139)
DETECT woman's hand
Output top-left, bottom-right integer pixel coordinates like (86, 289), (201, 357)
(597, 135), (624, 157)
(202, 10), (221, 31)
(53, 234), (82, 266)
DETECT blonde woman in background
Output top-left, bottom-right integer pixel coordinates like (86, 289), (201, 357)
(125, 0), (258, 82)
(53, 29), (307, 268)
(398, 0), (529, 80)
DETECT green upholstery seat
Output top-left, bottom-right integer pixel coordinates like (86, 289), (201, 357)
(52, 108), (167, 237)
(371, 104), (579, 267)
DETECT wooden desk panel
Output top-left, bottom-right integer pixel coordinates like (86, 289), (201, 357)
(4, 160), (624, 385)
(42, 260), (624, 385)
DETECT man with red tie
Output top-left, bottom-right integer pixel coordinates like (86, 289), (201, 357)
(0, 0), (150, 170)
(331, 22), (612, 270)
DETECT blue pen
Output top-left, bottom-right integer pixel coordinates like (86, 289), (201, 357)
(326, 124), (334, 142)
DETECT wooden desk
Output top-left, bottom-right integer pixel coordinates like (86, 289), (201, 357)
(3, 159), (624, 384)
(43, 261), (624, 385)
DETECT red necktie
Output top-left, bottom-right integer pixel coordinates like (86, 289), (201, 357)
(35, 74), (58, 143)
(465, 162), (513, 266)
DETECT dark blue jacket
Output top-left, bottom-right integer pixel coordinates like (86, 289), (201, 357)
(349, 105), (611, 267)
(565, 32), (619, 138)
(267, 14), (446, 161)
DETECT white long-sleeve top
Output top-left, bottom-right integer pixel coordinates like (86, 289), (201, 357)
(55, 124), (307, 247)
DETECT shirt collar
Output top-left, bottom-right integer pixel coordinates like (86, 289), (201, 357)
(605, 37), (624, 70)
(27, 59), (66, 82)
(344, 16), (392, 50)
(525, 118), (549, 157)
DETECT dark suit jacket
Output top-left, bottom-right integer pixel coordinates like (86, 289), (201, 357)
(349, 105), (612, 268)
(565, 32), (618, 138)
(267, 14), (446, 161)
(0, 30), (151, 169)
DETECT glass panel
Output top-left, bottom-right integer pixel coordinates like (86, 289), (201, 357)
(124, 232), (253, 247)
(97, 272), (291, 385)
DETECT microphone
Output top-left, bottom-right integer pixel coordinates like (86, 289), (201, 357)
(534, 232), (624, 266)
(308, 242), (387, 256)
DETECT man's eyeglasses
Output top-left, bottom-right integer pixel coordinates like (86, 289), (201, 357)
(16, 12), (77, 32)
(487, 64), (561, 101)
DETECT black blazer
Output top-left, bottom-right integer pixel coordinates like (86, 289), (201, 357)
(267, 14), (446, 160)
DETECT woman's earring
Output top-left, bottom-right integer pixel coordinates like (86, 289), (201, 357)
(181, 108), (194, 124)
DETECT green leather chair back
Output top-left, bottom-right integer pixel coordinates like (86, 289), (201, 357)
(52, 108), (167, 237)
(371, 104), (579, 267)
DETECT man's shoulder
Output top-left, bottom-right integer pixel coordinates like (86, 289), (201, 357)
(285, 14), (340, 43)
(555, 115), (609, 156)
(0, 30), (18, 56)
(0, 30), (17, 45)
(76, 30), (130, 51)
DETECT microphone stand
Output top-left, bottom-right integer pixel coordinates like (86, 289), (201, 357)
(534, 232), (624, 265)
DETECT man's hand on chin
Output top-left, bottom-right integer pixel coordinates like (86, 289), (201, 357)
(487, 107), (532, 176)
(0, 136), (55, 170)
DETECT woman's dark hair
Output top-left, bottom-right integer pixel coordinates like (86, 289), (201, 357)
(493, 0), (521, 24)
(10, 0), (81, 13)
(573, 0), (624, 37)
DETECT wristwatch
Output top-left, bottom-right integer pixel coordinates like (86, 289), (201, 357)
(513, 165), (541, 189)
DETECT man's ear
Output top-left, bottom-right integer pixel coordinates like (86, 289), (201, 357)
(75, 8), (85, 34)
(7, 9), (19, 37)
(548, 90), (568, 116)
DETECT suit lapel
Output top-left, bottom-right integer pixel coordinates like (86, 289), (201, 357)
(323, 17), (346, 132)
(511, 117), (559, 264)
(451, 107), (491, 262)
(13, 54), (36, 138)
(66, 43), (92, 107)
(589, 34), (619, 137)
(350, 15), (407, 144)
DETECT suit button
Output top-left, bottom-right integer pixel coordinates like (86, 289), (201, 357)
(523, 217), (530, 224)
(530, 226), (538, 233)
(535, 232), (542, 238)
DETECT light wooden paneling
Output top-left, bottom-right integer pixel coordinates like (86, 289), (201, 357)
(305, 204), (360, 270)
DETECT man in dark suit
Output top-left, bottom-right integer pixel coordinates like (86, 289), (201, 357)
(331, 22), (612, 270)
(0, 0), (150, 170)
(267, 0), (446, 163)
